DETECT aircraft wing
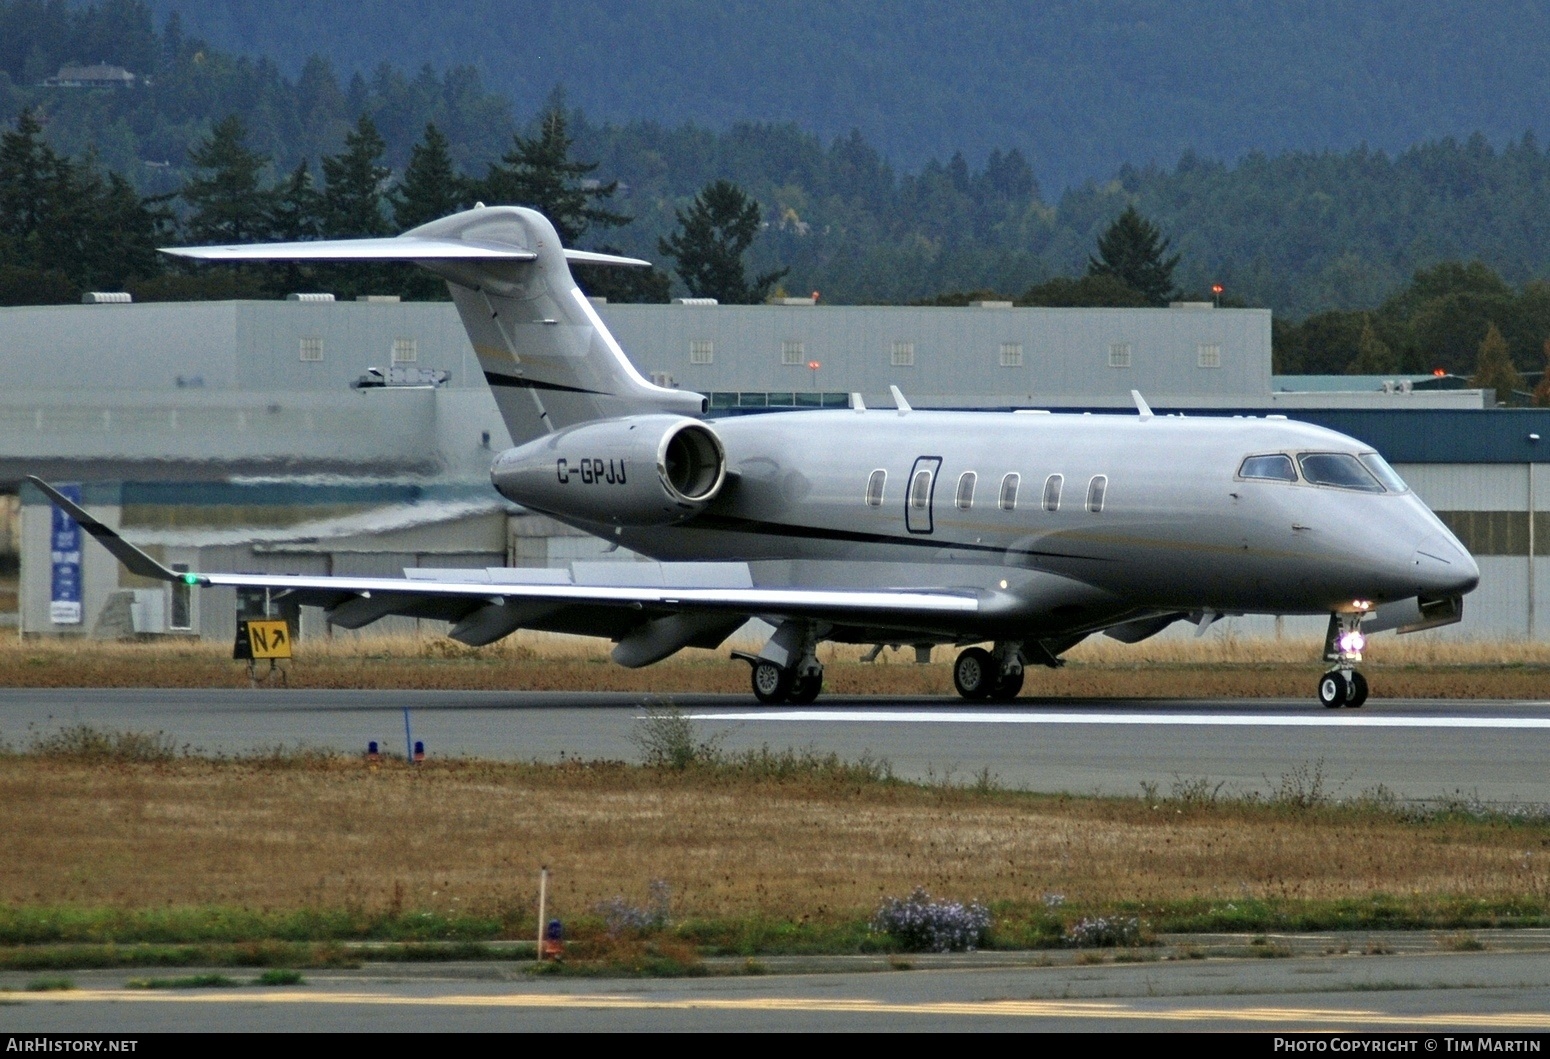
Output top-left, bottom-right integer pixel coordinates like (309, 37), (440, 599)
(162, 239), (649, 267)
(28, 477), (977, 661)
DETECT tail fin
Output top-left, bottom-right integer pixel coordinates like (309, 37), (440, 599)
(163, 206), (704, 445)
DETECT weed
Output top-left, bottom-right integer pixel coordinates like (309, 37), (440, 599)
(1438, 932), (1485, 952)
(24, 977), (72, 991)
(742, 958), (769, 975)
(887, 956), (914, 970)
(871, 888), (991, 953)
(1364, 941), (1396, 956)
(31, 725), (178, 763)
(1170, 775), (1226, 807)
(632, 706), (722, 769)
(1075, 951), (1106, 965)
(1268, 759), (1344, 811)
(1065, 916), (1141, 948)
(596, 879), (672, 937)
(126, 974), (238, 989)
(254, 969), (304, 985)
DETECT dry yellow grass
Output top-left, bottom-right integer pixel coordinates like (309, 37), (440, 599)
(1, 627), (1548, 698)
(2, 753), (1545, 926)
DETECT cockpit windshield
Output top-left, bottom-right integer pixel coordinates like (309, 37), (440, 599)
(1298, 452), (1385, 492)
(1358, 452), (1408, 492)
(1238, 454), (1297, 482)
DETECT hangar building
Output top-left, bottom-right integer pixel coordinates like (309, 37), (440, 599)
(0, 296), (1539, 643)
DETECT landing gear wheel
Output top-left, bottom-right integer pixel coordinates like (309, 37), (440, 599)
(953, 647), (996, 700)
(752, 661), (793, 704)
(987, 668), (1025, 702)
(1318, 670), (1349, 708)
(787, 672), (823, 705)
(1346, 671), (1369, 708)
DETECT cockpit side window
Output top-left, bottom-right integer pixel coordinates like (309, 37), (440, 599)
(1298, 452), (1385, 492)
(1358, 453), (1408, 493)
(1238, 454), (1297, 482)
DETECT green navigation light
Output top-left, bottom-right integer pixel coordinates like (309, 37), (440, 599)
(182, 573), (199, 585)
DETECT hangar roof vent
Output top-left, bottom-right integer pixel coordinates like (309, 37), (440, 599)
(286, 292), (335, 302)
(82, 291), (131, 304)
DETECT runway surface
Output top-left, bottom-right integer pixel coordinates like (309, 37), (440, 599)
(4, 688), (1550, 801)
(7, 951), (1550, 1032)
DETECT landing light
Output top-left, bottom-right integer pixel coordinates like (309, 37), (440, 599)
(1352, 599), (1372, 611)
(1337, 630), (1366, 655)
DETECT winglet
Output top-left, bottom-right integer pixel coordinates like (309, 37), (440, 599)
(889, 385), (912, 414)
(25, 476), (183, 583)
(1131, 389), (1153, 421)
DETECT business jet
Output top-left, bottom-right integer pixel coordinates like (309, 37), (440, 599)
(30, 206), (1479, 708)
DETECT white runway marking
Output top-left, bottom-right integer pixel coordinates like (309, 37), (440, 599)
(688, 710), (1550, 729)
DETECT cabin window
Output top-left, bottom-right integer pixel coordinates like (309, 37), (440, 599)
(1298, 452), (1384, 492)
(1086, 475), (1108, 513)
(1238, 454), (1297, 482)
(1042, 474), (1063, 512)
(955, 472), (976, 509)
(910, 469), (932, 508)
(1359, 453), (1409, 493)
(865, 469), (887, 507)
(999, 473), (1020, 510)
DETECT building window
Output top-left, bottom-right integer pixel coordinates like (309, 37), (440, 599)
(1087, 475), (1108, 513)
(865, 469), (886, 507)
(1108, 343), (1132, 368)
(391, 338), (418, 364)
(955, 471), (977, 509)
(690, 340), (714, 365)
(999, 473), (1020, 511)
(891, 341), (915, 367)
(1197, 343), (1221, 368)
(1042, 474), (1063, 512)
(782, 340), (805, 365)
(1000, 342), (1023, 367)
(299, 337), (323, 362)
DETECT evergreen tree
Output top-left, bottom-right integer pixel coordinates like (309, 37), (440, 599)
(1534, 339), (1550, 408)
(1346, 317), (1399, 374)
(0, 112), (59, 260)
(391, 123), (468, 230)
(480, 100), (629, 244)
(1087, 205), (1180, 307)
(181, 116), (274, 244)
(320, 114), (392, 238)
(658, 180), (788, 304)
(1019, 273), (1151, 308)
(266, 161), (323, 296)
(1471, 322), (1523, 404)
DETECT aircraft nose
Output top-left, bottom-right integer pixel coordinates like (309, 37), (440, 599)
(1413, 535), (1480, 596)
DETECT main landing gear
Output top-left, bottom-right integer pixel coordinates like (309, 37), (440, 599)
(952, 642), (1025, 702)
(1318, 611), (1370, 708)
(736, 620), (825, 705)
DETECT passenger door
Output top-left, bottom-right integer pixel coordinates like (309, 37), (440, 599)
(905, 456), (942, 534)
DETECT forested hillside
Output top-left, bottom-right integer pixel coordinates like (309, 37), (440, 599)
(8, 0), (1550, 349)
(139, 0), (1550, 192)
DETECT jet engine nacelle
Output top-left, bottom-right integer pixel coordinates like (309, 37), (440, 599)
(491, 415), (727, 525)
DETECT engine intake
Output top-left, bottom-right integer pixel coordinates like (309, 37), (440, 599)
(491, 415), (727, 526)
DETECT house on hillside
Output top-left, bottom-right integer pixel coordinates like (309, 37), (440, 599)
(43, 64), (138, 88)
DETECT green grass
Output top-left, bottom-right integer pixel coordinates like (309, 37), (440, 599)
(126, 974), (238, 989)
(254, 969), (304, 986)
(24, 976), (73, 991)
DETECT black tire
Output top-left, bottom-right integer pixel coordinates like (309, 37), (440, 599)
(1346, 671), (1369, 708)
(988, 668), (1025, 702)
(752, 661), (793, 704)
(953, 647), (995, 700)
(787, 672), (823, 705)
(1318, 670), (1348, 708)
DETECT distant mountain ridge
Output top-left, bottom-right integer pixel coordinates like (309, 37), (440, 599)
(144, 0), (1550, 191)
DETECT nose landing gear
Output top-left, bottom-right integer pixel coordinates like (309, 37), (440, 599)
(1318, 612), (1370, 708)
